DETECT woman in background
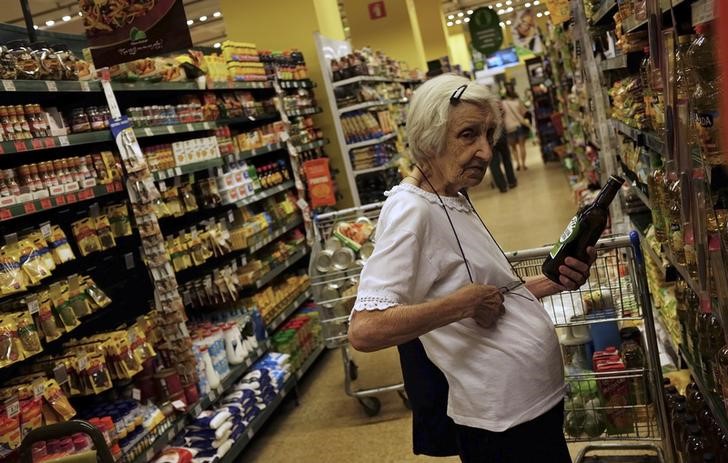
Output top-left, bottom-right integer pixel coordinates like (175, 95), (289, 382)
(502, 88), (530, 171)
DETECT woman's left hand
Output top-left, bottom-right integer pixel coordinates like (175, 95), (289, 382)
(557, 247), (597, 290)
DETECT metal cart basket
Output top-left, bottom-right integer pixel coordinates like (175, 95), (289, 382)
(309, 202), (408, 416)
(504, 233), (671, 463)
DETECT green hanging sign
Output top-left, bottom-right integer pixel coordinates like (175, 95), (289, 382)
(468, 7), (504, 56)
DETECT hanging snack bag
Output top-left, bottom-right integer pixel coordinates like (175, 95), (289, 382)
(15, 312), (42, 358)
(68, 275), (91, 318)
(47, 225), (75, 265)
(179, 183), (199, 213)
(0, 318), (22, 367)
(94, 215), (116, 251)
(18, 239), (51, 285)
(37, 292), (61, 342)
(42, 379), (76, 422)
(85, 353), (113, 394)
(72, 218), (102, 256)
(104, 203), (132, 237)
(49, 283), (80, 332)
(28, 231), (56, 273)
(0, 244), (27, 296)
(162, 187), (183, 217)
(83, 277), (112, 309)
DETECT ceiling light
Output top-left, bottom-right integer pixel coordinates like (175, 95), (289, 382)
(467, 9), (473, 14)
(507, 7), (513, 12)
(213, 42), (221, 48)
(506, 19), (512, 25)
(45, 20), (55, 26)
(447, 21), (454, 26)
(212, 11), (222, 17)
(488, 5), (493, 8)
(33, 25), (38, 30)
(458, 12), (464, 17)
(187, 19), (193, 25)
(455, 19), (462, 24)
(536, 11), (543, 17)
(78, 11), (83, 16)
(533, 0), (540, 4)
(525, 2), (531, 6)
(497, 9), (505, 14)
(199, 15), (207, 21)
(463, 17), (471, 22)
(544, 11), (550, 15)
(506, 0), (512, 4)
(448, 14), (455, 19)
(62, 15), (71, 21)
(496, 2), (502, 7)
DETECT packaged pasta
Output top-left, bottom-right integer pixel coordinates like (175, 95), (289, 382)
(83, 277), (112, 309)
(94, 214), (116, 251)
(15, 312), (42, 357)
(37, 292), (61, 342)
(72, 218), (102, 256)
(0, 244), (27, 296)
(68, 275), (91, 318)
(49, 283), (79, 331)
(85, 353), (112, 394)
(47, 225), (75, 265)
(105, 203), (132, 237)
(18, 239), (51, 285)
(42, 379), (76, 421)
(180, 183), (198, 212)
(28, 231), (56, 273)
(0, 318), (22, 367)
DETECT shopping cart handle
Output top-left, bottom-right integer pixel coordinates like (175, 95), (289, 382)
(629, 230), (644, 266)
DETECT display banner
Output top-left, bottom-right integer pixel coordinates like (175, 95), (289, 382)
(468, 7), (503, 55)
(511, 8), (544, 55)
(79, 0), (192, 67)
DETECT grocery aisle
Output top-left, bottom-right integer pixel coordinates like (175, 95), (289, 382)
(243, 145), (578, 462)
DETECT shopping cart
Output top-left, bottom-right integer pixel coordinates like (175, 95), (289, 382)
(309, 202), (408, 416)
(505, 233), (671, 463)
(19, 420), (114, 463)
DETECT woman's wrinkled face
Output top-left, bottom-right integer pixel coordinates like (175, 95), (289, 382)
(427, 102), (496, 195)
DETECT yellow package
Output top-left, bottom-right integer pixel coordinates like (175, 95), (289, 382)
(162, 187), (183, 217)
(42, 379), (76, 421)
(100, 151), (121, 182)
(0, 244), (27, 296)
(153, 196), (172, 219)
(37, 292), (62, 342)
(15, 312), (42, 358)
(49, 283), (79, 332)
(0, 318), (22, 368)
(104, 203), (132, 238)
(85, 353), (112, 394)
(72, 218), (101, 256)
(28, 231), (56, 273)
(179, 183), (198, 213)
(68, 275), (91, 318)
(47, 225), (75, 265)
(94, 215), (116, 251)
(83, 277), (111, 309)
(18, 239), (51, 285)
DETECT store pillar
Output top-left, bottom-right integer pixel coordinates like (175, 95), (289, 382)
(413, 0), (450, 63)
(340, 0), (427, 71)
(220, 0), (356, 207)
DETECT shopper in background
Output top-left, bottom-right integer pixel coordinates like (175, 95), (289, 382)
(502, 88), (530, 171)
(348, 74), (596, 462)
(489, 105), (518, 192)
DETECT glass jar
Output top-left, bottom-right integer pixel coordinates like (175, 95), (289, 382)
(50, 43), (78, 80)
(71, 108), (90, 133)
(7, 40), (39, 80)
(88, 107), (106, 131)
(0, 45), (16, 79)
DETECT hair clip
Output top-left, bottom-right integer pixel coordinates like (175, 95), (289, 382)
(450, 84), (468, 105)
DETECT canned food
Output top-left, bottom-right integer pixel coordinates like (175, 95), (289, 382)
(314, 249), (334, 273)
(332, 247), (356, 270)
(324, 236), (342, 251)
(359, 242), (375, 261)
(321, 284), (340, 302)
(355, 216), (373, 226)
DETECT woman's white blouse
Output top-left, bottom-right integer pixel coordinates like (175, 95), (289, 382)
(352, 183), (565, 432)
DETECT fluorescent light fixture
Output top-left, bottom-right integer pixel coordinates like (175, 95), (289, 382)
(533, 0), (540, 4)
(506, 19), (512, 25)
(536, 11), (543, 17)
(463, 17), (471, 22)
(213, 42), (221, 48)
(505, 0), (512, 4)
(496, 2), (502, 7)
(45, 20), (55, 26)
(78, 11), (83, 16)
(199, 15), (207, 21)
(455, 19), (462, 24)
(447, 21), (454, 26)
(458, 12), (464, 17)
(33, 25), (38, 30)
(448, 14), (455, 19)
(544, 11), (550, 15)
(187, 19), (194, 25)
(467, 9), (473, 14)
(213, 11), (222, 17)
(62, 15), (71, 21)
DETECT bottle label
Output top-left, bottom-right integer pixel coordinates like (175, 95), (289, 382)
(550, 215), (579, 258)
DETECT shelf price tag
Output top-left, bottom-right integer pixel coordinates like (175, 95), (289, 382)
(32, 380), (45, 398)
(80, 81), (90, 92)
(5, 399), (19, 418)
(2, 80), (15, 91)
(43, 138), (56, 148)
(45, 81), (58, 92)
(40, 222), (52, 238)
(27, 297), (40, 315)
(14, 140), (26, 152)
(132, 388), (141, 401)
(58, 135), (69, 146)
(23, 202), (36, 214)
(186, 123), (194, 132)
(144, 128), (153, 137)
(166, 126), (175, 134)
(31, 139), (43, 150)
(246, 429), (255, 439)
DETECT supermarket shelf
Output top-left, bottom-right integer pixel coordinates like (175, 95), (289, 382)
(612, 119), (641, 142)
(134, 121), (215, 139)
(634, 226), (663, 271)
(216, 112), (281, 127)
(664, 247), (701, 295)
(591, 0), (617, 24)
(207, 81), (273, 90)
(253, 247), (308, 290)
(623, 15), (648, 33)
(130, 417), (187, 463)
(612, 119), (666, 155)
(629, 183), (651, 209)
(112, 81), (202, 91)
(279, 79), (316, 89)
(225, 142), (286, 163)
(0, 79), (99, 93)
(248, 216), (304, 253)
(234, 180), (296, 208)
(600, 54), (627, 72)
(287, 107), (323, 118)
(332, 75), (393, 88)
(337, 99), (399, 115)
(218, 344), (326, 463)
(353, 163), (398, 175)
(266, 289), (312, 333)
(679, 346), (728, 434)
(0, 181), (123, 222)
(152, 158), (224, 181)
(0, 131), (113, 155)
(294, 138), (329, 152)
(644, 132), (665, 155)
(346, 133), (397, 150)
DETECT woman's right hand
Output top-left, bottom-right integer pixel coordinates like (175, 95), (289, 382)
(448, 283), (505, 328)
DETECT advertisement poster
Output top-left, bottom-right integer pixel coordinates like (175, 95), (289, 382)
(511, 8), (544, 55)
(80, 0), (193, 67)
(468, 7), (504, 56)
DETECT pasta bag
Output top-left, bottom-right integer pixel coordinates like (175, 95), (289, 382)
(28, 231), (56, 273)
(37, 292), (61, 342)
(18, 239), (51, 285)
(0, 318), (22, 368)
(85, 353), (112, 394)
(94, 215), (116, 251)
(72, 218), (101, 256)
(0, 244), (27, 296)
(47, 225), (75, 265)
(42, 379), (76, 422)
(105, 203), (132, 237)
(83, 277), (111, 309)
(49, 283), (80, 332)
(14, 312), (42, 358)
(68, 275), (91, 318)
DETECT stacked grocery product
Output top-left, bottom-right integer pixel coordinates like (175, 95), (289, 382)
(329, 47), (423, 82)
(0, 40), (88, 81)
(341, 111), (395, 144)
(222, 42), (267, 83)
(350, 139), (399, 171)
(270, 304), (322, 370)
(260, 49), (309, 81)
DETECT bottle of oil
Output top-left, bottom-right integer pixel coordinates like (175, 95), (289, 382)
(648, 155), (668, 243)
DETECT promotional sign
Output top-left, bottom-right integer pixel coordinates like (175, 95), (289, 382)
(368, 1), (387, 20)
(302, 158), (336, 208)
(79, 0), (193, 67)
(468, 8), (503, 55)
(512, 8), (544, 54)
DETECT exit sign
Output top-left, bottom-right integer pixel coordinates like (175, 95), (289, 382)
(369, 1), (386, 19)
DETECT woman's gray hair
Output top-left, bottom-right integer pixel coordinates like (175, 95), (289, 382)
(406, 74), (502, 165)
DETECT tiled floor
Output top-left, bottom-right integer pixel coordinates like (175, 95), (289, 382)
(243, 145), (582, 462)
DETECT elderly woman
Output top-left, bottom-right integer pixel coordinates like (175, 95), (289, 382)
(348, 74), (595, 462)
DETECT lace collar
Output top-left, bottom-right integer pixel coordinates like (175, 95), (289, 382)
(385, 183), (472, 213)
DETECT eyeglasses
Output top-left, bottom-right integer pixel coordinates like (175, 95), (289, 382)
(450, 84), (468, 105)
